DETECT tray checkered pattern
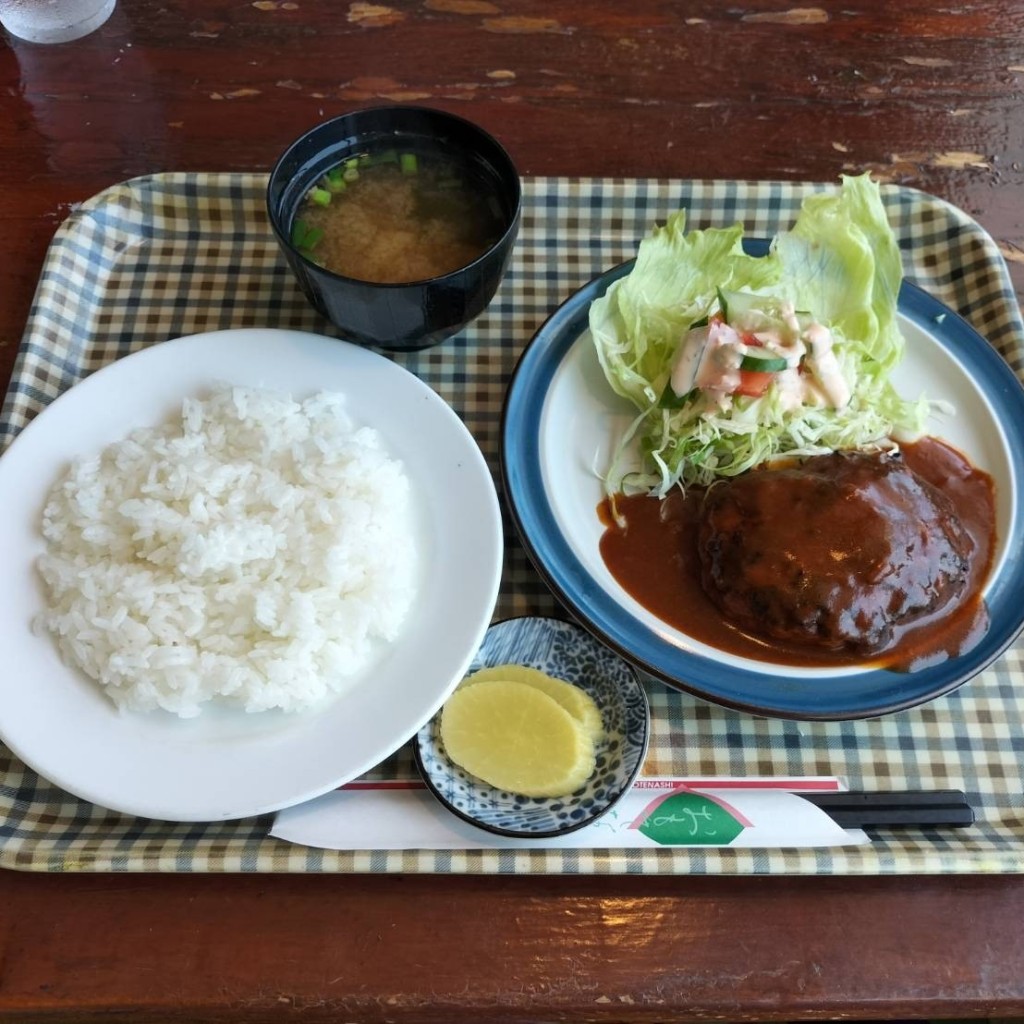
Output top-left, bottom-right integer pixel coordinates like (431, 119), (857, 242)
(1, 172), (1022, 874)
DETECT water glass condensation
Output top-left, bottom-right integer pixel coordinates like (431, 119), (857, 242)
(0, 0), (114, 42)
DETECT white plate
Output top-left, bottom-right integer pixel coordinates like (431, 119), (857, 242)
(0, 329), (503, 820)
(502, 265), (1024, 720)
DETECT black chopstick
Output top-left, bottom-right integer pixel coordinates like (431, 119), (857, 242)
(802, 789), (975, 829)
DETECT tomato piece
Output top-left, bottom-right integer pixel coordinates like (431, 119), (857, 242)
(734, 369), (773, 397)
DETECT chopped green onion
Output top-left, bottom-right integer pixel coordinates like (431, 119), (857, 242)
(309, 186), (332, 206)
(324, 167), (347, 193)
(338, 157), (360, 183)
(740, 353), (788, 372)
(292, 220), (325, 257)
(400, 152), (418, 174)
(291, 218), (310, 248)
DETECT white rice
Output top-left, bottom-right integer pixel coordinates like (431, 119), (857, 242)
(36, 385), (418, 717)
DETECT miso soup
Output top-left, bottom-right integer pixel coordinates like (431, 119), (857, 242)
(291, 144), (509, 284)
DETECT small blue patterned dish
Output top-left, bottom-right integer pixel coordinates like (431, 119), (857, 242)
(414, 616), (650, 839)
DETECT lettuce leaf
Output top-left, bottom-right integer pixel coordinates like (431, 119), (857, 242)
(590, 174), (928, 493)
(591, 213), (780, 408)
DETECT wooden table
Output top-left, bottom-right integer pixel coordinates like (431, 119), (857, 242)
(2, 2), (1024, 1020)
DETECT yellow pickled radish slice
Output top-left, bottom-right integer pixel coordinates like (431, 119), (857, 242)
(440, 679), (596, 797)
(462, 663), (605, 742)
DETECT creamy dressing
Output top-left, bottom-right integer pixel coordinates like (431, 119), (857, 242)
(773, 367), (808, 412)
(668, 297), (851, 411)
(695, 321), (743, 393)
(804, 322), (851, 408)
(669, 324), (710, 396)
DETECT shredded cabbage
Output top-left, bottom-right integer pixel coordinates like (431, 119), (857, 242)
(590, 174), (929, 494)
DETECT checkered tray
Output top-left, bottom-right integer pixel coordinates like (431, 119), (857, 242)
(2, 173), (1022, 874)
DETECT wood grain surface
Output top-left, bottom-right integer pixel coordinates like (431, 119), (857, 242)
(2, 871), (1024, 1022)
(2, 1), (1024, 1020)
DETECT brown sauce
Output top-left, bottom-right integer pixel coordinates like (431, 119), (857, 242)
(597, 438), (996, 671)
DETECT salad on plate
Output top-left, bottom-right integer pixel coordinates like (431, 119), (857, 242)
(589, 173), (931, 495)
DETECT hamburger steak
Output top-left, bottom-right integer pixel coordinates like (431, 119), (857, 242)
(696, 451), (974, 653)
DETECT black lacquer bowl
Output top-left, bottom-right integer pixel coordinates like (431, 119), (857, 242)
(267, 105), (522, 352)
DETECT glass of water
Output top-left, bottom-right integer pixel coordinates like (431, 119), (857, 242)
(0, 0), (115, 43)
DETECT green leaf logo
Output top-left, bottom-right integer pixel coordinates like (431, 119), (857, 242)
(634, 790), (746, 846)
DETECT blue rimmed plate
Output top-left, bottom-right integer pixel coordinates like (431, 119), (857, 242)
(501, 257), (1024, 721)
(414, 616), (650, 838)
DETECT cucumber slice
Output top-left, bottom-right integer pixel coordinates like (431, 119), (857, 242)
(740, 353), (788, 372)
(718, 289), (767, 323)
